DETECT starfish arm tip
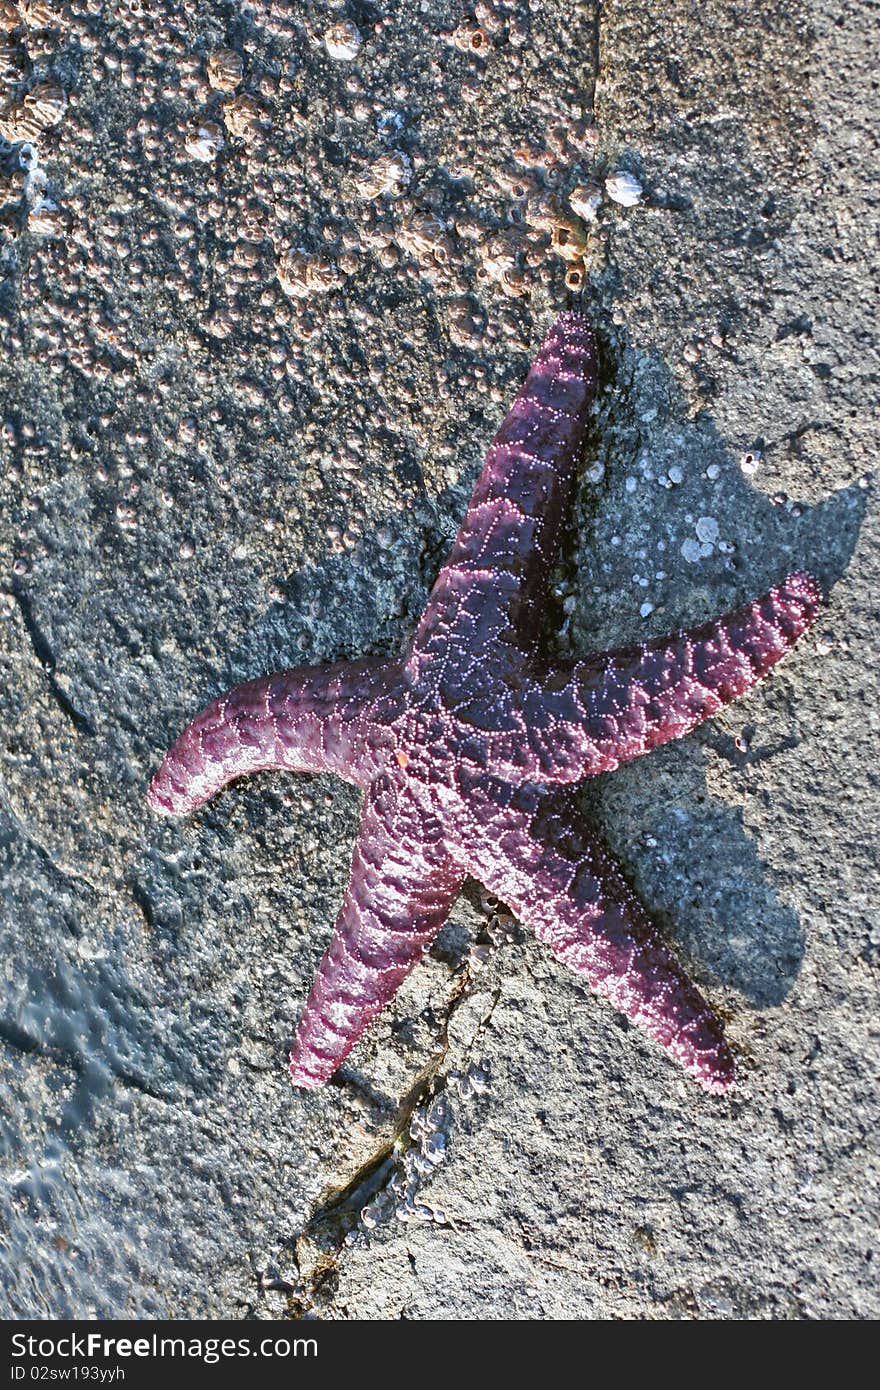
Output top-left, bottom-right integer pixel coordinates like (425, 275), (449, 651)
(146, 766), (186, 817)
(782, 569), (823, 612)
(680, 1015), (737, 1095)
(146, 789), (172, 817)
(146, 752), (213, 817)
(288, 1058), (326, 1090)
(695, 1054), (736, 1096)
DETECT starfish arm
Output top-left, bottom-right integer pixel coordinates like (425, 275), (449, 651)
(463, 782), (735, 1094)
(515, 572), (821, 782)
(289, 783), (465, 1088)
(409, 311), (598, 673)
(147, 657), (388, 816)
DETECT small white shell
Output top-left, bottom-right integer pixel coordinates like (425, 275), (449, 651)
(605, 170), (643, 207)
(681, 537), (703, 563)
(569, 183), (602, 223)
(323, 20), (362, 61)
(28, 197), (64, 236)
(353, 150), (411, 200)
(184, 119), (224, 163)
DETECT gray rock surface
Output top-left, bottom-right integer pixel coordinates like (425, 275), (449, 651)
(0, 0), (876, 1319)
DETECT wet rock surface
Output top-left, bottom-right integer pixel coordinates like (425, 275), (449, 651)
(1, 0), (876, 1318)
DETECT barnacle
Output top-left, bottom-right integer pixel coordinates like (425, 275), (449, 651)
(222, 93), (269, 142)
(18, 0), (56, 29)
(569, 183), (602, 224)
(0, 101), (42, 142)
(323, 20), (361, 61)
(395, 209), (455, 268)
(206, 48), (243, 93)
(183, 118), (224, 163)
(23, 81), (66, 128)
(276, 248), (341, 300)
(353, 151), (411, 201)
(452, 21), (489, 53)
(605, 170), (643, 207)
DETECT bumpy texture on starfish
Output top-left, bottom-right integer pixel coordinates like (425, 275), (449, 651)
(149, 311), (820, 1095)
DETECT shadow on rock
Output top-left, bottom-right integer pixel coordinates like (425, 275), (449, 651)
(568, 314), (866, 1010)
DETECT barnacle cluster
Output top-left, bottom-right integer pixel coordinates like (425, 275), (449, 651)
(0, 1), (644, 583)
(275, 247), (341, 299)
(0, 2), (67, 235)
(355, 1066), (491, 1235)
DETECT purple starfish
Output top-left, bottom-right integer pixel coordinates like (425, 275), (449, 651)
(148, 311), (820, 1096)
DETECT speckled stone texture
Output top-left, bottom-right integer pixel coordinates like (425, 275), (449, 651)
(0, 0), (877, 1320)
